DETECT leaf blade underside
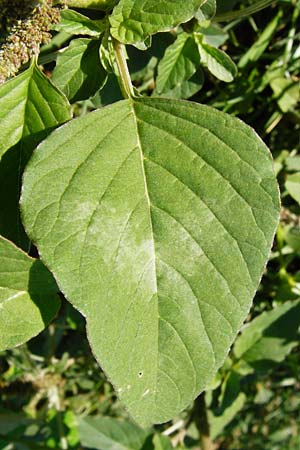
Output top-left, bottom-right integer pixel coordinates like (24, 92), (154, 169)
(21, 98), (280, 425)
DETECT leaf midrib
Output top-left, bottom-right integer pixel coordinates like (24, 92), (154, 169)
(131, 100), (160, 409)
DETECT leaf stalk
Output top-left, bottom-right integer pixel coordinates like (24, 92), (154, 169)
(112, 38), (135, 99)
(193, 392), (214, 450)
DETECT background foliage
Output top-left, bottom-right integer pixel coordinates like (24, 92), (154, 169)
(0, 0), (299, 448)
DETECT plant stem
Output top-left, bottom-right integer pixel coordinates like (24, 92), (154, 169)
(112, 38), (135, 99)
(193, 392), (214, 450)
(214, 0), (275, 22)
(283, 0), (300, 69)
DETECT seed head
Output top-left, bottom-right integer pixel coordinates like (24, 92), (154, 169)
(0, 0), (61, 84)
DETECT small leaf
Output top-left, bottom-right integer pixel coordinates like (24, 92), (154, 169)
(0, 60), (71, 249)
(234, 300), (300, 368)
(110, 0), (206, 45)
(0, 61), (71, 159)
(196, 0), (217, 23)
(152, 434), (173, 450)
(270, 78), (300, 113)
(21, 98), (279, 425)
(100, 32), (119, 74)
(282, 224), (300, 252)
(52, 38), (107, 103)
(157, 69), (204, 99)
(209, 392), (246, 439)
(0, 236), (60, 352)
(0, 411), (34, 436)
(195, 33), (237, 82)
(285, 156), (300, 172)
(199, 24), (228, 47)
(65, 0), (118, 10)
(78, 416), (149, 450)
(154, 33), (202, 99)
(53, 9), (108, 36)
(285, 173), (300, 206)
(238, 11), (282, 68)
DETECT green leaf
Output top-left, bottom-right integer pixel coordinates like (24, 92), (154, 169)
(198, 24), (228, 47)
(53, 9), (108, 36)
(270, 78), (300, 113)
(152, 434), (173, 450)
(217, 370), (241, 412)
(238, 11), (282, 68)
(285, 173), (300, 206)
(195, 34), (237, 82)
(0, 411), (34, 436)
(0, 61), (71, 250)
(64, 0), (118, 10)
(157, 69), (204, 100)
(234, 300), (300, 368)
(209, 392), (246, 439)
(52, 38), (107, 103)
(21, 98), (279, 425)
(282, 224), (300, 252)
(154, 33), (202, 99)
(110, 0), (206, 45)
(100, 32), (119, 74)
(0, 236), (60, 352)
(196, 0), (216, 23)
(0, 61), (71, 160)
(285, 156), (300, 172)
(78, 416), (149, 450)
(207, 370), (245, 438)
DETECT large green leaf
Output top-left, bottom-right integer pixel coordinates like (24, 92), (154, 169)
(0, 237), (60, 352)
(0, 61), (71, 249)
(52, 38), (107, 103)
(21, 98), (279, 425)
(154, 33), (202, 99)
(110, 0), (206, 45)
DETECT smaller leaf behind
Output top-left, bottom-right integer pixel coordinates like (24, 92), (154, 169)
(196, 0), (217, 24)
(78, 416), (150, 450)
(194, 33), (237, 82)
(0, 60), (71, 249)
(0, 236), (60, 352)
(285, 173), (300, 206)
(52, 38), (107, 103)
(61, 0), (118, 10)
(154, 32), (203, 99)
(53, 9), (108, 36)
(234, 300), (300, 369)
